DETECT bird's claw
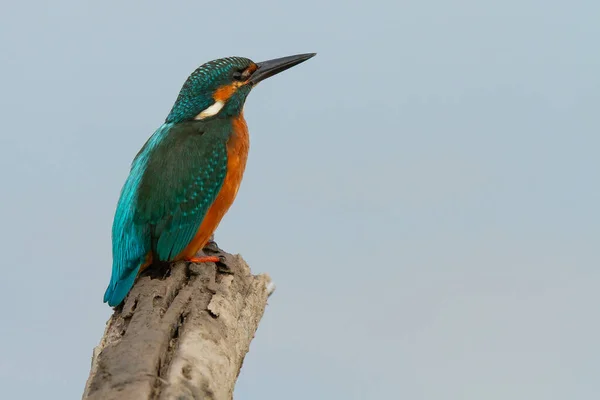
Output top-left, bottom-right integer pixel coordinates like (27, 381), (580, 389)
(198, 237), (232, 274)
(203, 236), (221, 254)
(216, 255), (234, 274)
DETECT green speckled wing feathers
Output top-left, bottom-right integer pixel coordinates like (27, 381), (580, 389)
(135, 120), (230, 260)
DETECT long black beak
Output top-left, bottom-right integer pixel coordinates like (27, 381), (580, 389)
(249, 53), (316, 85)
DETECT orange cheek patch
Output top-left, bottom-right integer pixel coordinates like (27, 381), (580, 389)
(214, 82), (243, 102)
(214, 84), (236, 102)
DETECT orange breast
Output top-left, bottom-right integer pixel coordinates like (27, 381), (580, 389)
(175, 114), (250, 260)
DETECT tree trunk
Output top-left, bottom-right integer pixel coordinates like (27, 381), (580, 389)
(83, 251), (273, 400)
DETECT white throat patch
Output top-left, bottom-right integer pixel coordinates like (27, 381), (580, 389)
(195, 100), (225, 120)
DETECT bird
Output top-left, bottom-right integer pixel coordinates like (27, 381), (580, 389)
(104, 53), (316, 307)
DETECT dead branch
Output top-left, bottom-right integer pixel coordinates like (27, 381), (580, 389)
(83, 252), (272, 400)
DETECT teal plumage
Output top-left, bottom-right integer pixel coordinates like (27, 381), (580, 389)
(104, 119), (232, 306)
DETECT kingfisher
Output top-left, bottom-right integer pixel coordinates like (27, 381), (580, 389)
(104, 53), (316, 307)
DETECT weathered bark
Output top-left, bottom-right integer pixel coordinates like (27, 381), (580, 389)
(83, 251), (273, 400)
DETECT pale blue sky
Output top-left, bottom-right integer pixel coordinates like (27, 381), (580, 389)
(1, 1), (599, 399)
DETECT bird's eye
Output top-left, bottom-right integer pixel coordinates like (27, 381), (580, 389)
(233, 70), (245, 81)
(233, 68), (252, 82)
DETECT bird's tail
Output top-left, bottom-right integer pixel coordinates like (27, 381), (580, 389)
(103, 262), (141, 307)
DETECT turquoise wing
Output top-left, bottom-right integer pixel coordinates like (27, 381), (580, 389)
(104, 120), (231, 306)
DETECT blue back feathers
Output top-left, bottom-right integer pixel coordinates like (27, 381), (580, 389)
(104, 123), (172, 306)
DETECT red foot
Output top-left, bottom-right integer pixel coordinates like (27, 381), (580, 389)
(185, 256), (220, 263)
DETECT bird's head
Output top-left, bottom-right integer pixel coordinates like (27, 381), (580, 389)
(166, 53), (315, 123)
